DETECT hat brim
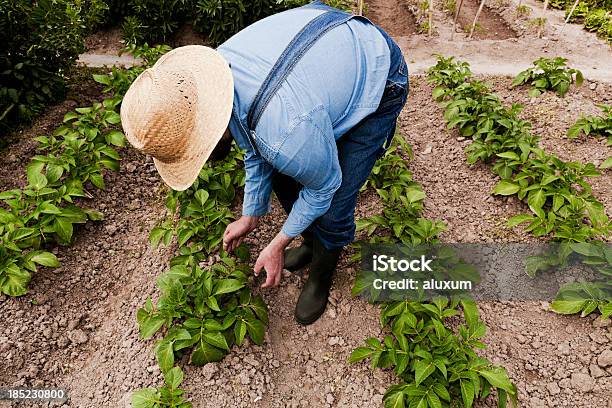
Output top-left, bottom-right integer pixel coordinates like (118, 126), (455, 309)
(151, 46), (234, 191)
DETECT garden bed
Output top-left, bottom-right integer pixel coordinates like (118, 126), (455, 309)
(0, 73), (610, 407)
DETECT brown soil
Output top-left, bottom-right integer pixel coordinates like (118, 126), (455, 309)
(1, 75), (611, 408)
(366, 0), (419, 36)
(84, 27), (124, 55)
(454, 0), (517, 39)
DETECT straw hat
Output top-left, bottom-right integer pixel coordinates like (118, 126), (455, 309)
(120, 45), (234, 191)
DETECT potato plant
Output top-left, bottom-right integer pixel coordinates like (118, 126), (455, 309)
(357, 137), (446, 246)
(137, 246), (268, 371)
(0, 98), (123, 296)
(150, 145), (245, 253)
(0, 45), (167, 297)
(132, 366), (191, 408)
(523, 241), (611, 318)
(428, 56), (609, 242)
(135, 139), (253, 402)
(512, 57), (584, 97)
(352, 133), (516, 407)
(567, 104), (612, 150)
(350, 299), (517, 408)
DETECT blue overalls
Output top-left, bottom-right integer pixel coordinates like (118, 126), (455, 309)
(248, 1), (409, 250)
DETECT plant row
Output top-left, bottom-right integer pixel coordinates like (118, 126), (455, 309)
(0, 44), (169, 298)
(427, 55), (611, 319)
(0, 85), (123, 296)
(539, 0), (611, 42)
(133, 145), (269, 406)
(428, 56), (609, 242)
(350, 138), (518, 408)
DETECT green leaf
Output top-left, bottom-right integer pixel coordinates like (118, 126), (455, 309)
(54, 218), (74, 243)
(383, 386), (406, 408)
(195, 189), (210, 206)
(191, 342), (225, 365)
(164, 366), (184, 390)
(527, 189), (546, 217)
(349, 347), (374, 363)
(203, 331), (230, 351)
(29, 251), (60, 267)
(426, 390), (442, 408)
(105, 130), (126, 147)
(245, 318), (266, 345)
(213, 279), (244, 295)
(550, 299), (587, 314)
(406, 189), (426, 203)
(601, 157), (612, 169)
(131, 388), (159, 408)
(414, 360), (435, 385)
(149, 227), (166, 248)
(460, 379), (475, 408)
(493, 181), (520, 196)
(137, 310), (165, 339)
(477, 367), (515, 393)
(507, 214), (534, 227)
(496, 151), (520, 161)
(234, 320), (247, 345)
(461, 298), (479, 327)
(155, 340), (175, 373)
(1, 265), (31, 296)
(93, 74), (111, 85)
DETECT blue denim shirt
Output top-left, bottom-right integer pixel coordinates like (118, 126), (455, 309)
(218, 7), (390, 238)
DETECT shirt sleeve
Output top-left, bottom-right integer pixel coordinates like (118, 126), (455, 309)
(274, 115), (342, 237)
(242, 148), (274, 217)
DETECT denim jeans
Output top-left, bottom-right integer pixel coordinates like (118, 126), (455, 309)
(273, 30), (409, 250)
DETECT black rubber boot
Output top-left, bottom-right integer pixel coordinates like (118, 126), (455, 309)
(294, 238), (342, 325)
(284, 232), (313, 272)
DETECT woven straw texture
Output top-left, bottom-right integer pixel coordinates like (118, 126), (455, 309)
(121, 45), (234, 191)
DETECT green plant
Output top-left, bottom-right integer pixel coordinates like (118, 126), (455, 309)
(350, 298), (518, 408)
(522, 241), (611, 318)
(0, 45), (168, 297)
(137, 246), (268, 371)
(121, 0), (195, 44)
(444, 0), (456, 14)
(351, 119), (516, 408)
(132, 366), (191, 408)
(0, 98), (123, 295)
(150, 144), (245, 253)
(512, 57), (584, 97)
(325, 0), (354, 11)
(565, 1), (589, 22)
(193, 0), (308, 46)
(356, 137), (446, 246)
(567, 104), (612, 145)
(584, 8), (610, 30)
(428, 56), (609, 241)
(0, 0), (88, 132)
(516, 4), (532, 17)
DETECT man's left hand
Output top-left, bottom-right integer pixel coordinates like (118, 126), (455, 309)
(254, 232), (292, 288)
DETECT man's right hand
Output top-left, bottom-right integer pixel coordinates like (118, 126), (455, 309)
(223, 215), (259, 252)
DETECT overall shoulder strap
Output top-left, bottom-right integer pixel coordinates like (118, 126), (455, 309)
(246, 4), (354, 134)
